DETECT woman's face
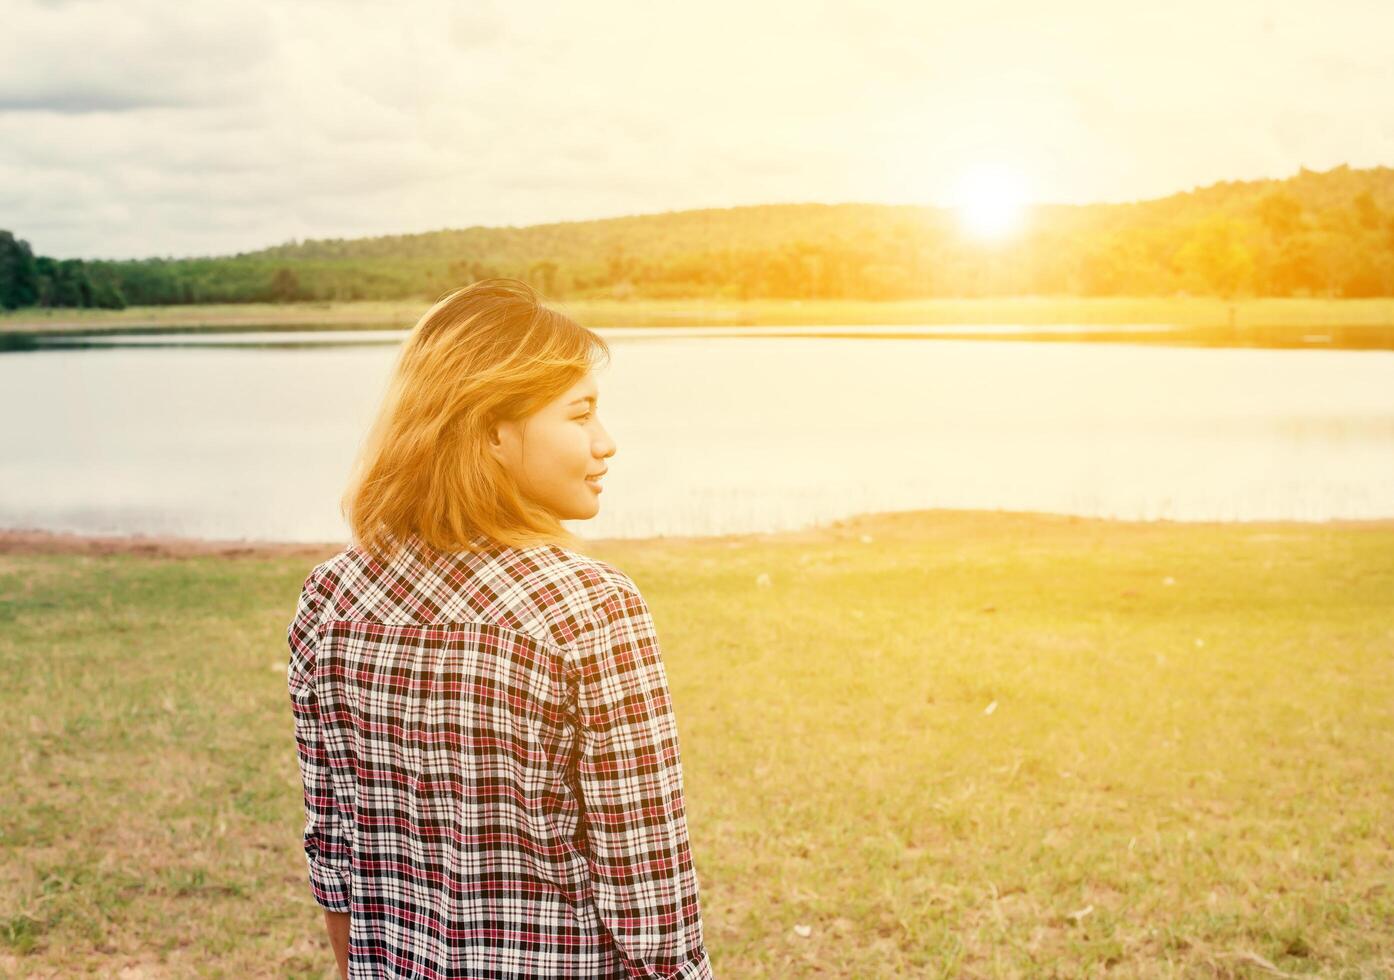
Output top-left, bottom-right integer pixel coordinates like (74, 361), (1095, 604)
(487, 370), (617, 521)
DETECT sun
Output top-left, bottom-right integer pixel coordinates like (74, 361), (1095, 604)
(952, 168), (1029, 240)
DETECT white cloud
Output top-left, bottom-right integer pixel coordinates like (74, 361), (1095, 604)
(0, 0), (272, 113)
(1, 0), (1391, 258)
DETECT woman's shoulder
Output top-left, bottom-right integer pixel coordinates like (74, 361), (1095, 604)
(301, 533), (643, 642)
(471, 542), (650, 652)
(532, 542), (642, 604)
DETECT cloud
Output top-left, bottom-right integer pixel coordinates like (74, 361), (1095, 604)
(0, 0), (273, 115)
(2, 0), (1392, 258)
(0, 90), (184, 114)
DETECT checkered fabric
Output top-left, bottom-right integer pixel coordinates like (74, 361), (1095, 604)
(287, 530), (712, 979)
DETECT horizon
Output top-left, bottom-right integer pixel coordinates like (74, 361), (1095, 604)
(28, 161), (1386, 265)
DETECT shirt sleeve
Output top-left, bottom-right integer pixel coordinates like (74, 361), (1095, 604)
(286, 567), (352, 912)
(568, 584), (713, 980)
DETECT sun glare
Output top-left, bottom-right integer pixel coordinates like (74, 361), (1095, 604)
(953, 168), (1029, 240)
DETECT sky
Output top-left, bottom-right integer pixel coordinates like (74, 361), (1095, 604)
(3, 0), (1393, 260)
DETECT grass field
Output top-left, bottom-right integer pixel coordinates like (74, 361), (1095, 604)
(2, 509), (1392, 977)
(3, 296), (1394, 334)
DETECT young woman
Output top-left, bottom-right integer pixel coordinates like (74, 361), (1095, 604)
(286, 279), (712, 979)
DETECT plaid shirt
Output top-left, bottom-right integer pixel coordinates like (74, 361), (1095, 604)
(287, 531), (712, 979)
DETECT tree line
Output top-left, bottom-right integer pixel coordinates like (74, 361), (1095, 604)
(4, 164), (1394, 310)
(0, 232), (127, 310)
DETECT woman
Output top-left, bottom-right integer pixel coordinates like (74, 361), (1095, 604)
(286, 279), (713, 979)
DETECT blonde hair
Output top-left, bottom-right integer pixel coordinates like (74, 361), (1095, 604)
(342, 278), (610, 561)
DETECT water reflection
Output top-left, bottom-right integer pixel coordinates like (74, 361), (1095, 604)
(23, 324), (1180, 350)
(13, 320), (1393, 353)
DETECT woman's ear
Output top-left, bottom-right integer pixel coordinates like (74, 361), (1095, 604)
(485, 418), (510, 466)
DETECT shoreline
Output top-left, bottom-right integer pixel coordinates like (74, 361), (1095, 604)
(6, 507), (1394, 559)
(4, 296), (1394, 335)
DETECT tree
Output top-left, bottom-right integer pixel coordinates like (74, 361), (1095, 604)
(1076, 241), (1129, 295)
(49, 259), (92, 306)
(1353, 190), (1383, 231)
(270, 267), (301, 302)
(1257, 190), (1303, 238)
(0, 230), (39, 309)
(447, 259), (500, 285)
(527, 260), (559, 295)
(87, 272), (126, 309)
(1174, 217), (1254, 299)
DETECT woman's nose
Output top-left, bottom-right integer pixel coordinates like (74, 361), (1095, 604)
(595, 427), (617, 459)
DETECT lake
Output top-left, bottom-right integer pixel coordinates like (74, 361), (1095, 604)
(1, 327), (1392, 542)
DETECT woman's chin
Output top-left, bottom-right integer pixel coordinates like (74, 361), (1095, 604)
(563, 496), (601, 521)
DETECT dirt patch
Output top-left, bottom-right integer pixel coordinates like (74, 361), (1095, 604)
(4, 509), (1391, 560)
(0, 528), (344, 561)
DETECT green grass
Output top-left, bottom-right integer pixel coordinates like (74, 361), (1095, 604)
(2, 509), (1392, 977)
(2, 296), (1394, 334)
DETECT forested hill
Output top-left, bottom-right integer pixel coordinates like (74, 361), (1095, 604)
(3, 163), (1393, 309)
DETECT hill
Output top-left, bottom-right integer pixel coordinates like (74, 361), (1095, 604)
(2, 164), (1393, 308)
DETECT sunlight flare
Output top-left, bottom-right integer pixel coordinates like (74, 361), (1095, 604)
(953, 167), (1029, 240)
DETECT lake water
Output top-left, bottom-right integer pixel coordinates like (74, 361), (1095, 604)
(2, 327), (1392, 543)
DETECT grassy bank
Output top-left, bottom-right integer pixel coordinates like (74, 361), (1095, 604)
(3, 296), (1394, 333)
(2, 510), (1392, 977)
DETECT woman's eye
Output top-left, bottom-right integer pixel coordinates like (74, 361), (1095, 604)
(575, 413), (592, 422)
